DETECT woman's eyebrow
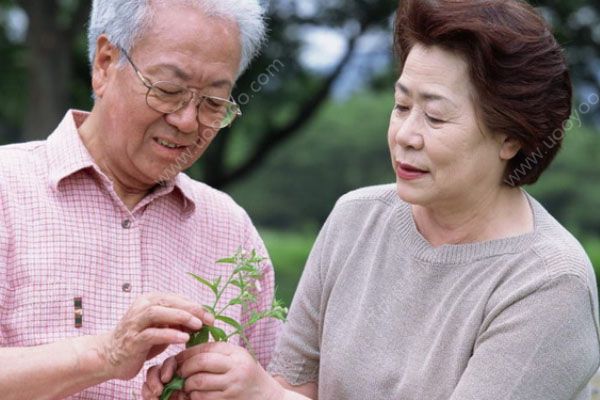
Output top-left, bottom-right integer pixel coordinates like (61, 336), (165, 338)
(396, 82), (458, 108)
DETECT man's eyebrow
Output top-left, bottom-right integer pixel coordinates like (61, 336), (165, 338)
(150, 63), (192, 81)
(149, 64), (233, 89)
(395, 82), (457, 107)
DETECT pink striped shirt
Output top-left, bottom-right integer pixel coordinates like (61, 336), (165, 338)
(0, 110), (279, 399)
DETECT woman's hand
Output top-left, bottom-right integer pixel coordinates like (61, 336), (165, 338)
(176, 342), (284, 400)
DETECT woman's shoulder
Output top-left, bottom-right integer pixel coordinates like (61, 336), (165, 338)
(528, 194), (595, 286)
(335, 183), (404, 209)
(326, 183), (409, 223)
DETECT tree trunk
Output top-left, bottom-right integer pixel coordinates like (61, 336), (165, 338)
(19, 0), (76, 142)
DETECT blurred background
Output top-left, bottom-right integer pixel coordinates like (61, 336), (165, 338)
(0, 0), (599, 306)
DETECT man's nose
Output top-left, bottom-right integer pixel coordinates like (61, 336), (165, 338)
(165, 100), (200, 134)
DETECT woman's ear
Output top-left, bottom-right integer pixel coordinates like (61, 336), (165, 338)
(499, 135), (522, 160)
(91, 35), (119, 98)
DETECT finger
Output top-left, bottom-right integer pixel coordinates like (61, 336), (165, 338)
(189, 391), (223, 400)
(184, 372), (229, 392)
(145, 293), (215, 325)
(176, 341), (236, 364)
(139, 327), (190, 350)
(179, 352), (231, 377)
(137, 305), (205, 332)
(161, 356), (178, 383)
(141, 382), (158, 400)
(146, 365), (164, 396)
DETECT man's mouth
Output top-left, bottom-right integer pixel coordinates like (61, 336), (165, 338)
(154, 138), (187, 149)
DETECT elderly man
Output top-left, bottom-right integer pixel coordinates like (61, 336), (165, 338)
(0, 0), (278, 398)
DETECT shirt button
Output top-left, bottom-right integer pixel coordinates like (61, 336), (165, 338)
(122, 219), (132, 229)
(122, 283), (132, 292)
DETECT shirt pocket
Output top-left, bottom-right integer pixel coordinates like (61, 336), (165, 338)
(2, 280), (80, 346)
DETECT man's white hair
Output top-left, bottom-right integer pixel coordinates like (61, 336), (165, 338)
(87, 0), (266, 77)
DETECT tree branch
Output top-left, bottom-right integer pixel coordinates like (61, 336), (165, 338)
(214, 31), (362, 188)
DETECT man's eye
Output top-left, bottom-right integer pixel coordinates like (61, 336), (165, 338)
(156, 88), (184, 96)
(205, 98), (222, 107)
(395, 104), (409, 113)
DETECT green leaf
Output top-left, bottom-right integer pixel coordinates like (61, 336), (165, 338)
(215, 315), (243, 331)
(160, 375), (185, 400)
(213, 275), (222, 289)
(187, 326), (210, 347)
(229, 279), (243, 288)
(207, 325), (228, 342)
(188, 273), (218, 297)
(203, 305), (216, 315)
(216, 257), (237, 264)
(234, 264), (259, 274)
(228, 298), (243, 306)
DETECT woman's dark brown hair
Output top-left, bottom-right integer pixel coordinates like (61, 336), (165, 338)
(394, 0), (572, 186)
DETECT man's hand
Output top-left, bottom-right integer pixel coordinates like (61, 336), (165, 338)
(95, 293), (213, 381)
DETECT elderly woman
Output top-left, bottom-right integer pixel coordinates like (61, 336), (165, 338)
(144, 0), (600, 399)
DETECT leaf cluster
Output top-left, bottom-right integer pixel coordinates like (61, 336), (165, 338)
(160, 249), (288, 400)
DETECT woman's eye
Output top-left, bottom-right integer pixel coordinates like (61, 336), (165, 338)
(395, 104), (409, 113)
(426, 115), (445, 124)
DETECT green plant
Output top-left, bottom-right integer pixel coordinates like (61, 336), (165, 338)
(160, 249), (288, 400)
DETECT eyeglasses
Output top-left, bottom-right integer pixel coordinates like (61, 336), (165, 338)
(120, 47), (241, 129)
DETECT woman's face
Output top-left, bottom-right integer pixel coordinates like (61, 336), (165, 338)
(388, 44), (509, 208)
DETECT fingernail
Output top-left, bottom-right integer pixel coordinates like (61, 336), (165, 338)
(190, 317), (203, 329)
(177, 332), (190, 342)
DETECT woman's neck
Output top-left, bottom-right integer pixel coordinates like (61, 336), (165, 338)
(412, 186), (534, 247)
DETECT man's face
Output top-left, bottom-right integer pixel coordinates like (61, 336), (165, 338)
(91, 3), (242, 186)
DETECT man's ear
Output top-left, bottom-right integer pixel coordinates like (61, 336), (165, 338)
(91, 35), (119, 98)
(499, 134), (522, 160)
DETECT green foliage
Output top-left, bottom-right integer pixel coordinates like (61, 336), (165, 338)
(230, 89), (395, 229)
(527, 126), (600, 239)
(159, 376), (185, 400)
(584, 238), (600, 295)
(259, 229), (318, 305)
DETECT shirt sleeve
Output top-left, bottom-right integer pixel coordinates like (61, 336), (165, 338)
(239, 211), (281, 368)
(450, 274), (600, 400)
(266, 216), (331, 386)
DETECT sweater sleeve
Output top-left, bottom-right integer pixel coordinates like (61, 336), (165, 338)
(266, 216), (332, 386)
(450, 274), (600, 400)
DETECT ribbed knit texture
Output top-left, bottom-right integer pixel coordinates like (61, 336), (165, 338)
(268, 184), (600, 400)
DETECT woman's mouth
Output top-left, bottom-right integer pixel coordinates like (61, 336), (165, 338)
(396, 162), (428, 181)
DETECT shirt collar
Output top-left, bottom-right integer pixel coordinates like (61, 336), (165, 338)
(46, 110), (197, 216)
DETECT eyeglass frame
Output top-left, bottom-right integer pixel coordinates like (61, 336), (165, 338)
(118, 46), (242, 128)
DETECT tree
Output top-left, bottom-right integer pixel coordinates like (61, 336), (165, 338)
(0, 0), (598, 188)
